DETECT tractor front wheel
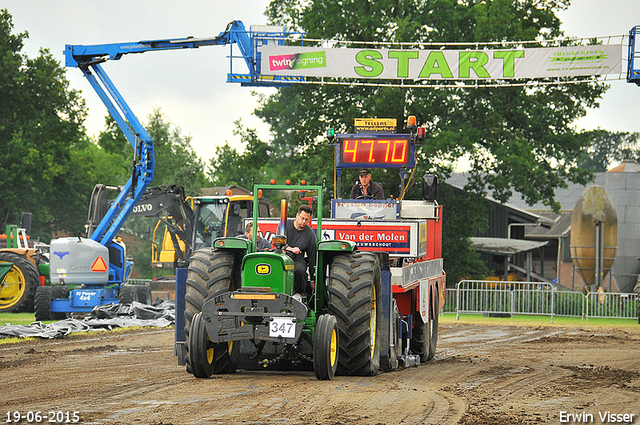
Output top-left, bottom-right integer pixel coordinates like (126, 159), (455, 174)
(188, 312), (216, 378)
(185, 248), (239, 376)
(383, 301), (402, 371)
(118, 285), (138, 305)
(0, 252), (39, 313)
(135, 285), (152, 305)
(428, 310), (439, 361)
(313, 314), (339, 380)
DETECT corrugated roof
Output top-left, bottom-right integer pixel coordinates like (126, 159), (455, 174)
(470, 237), (549, 256)
(524, 210), (572, 239)
(446, 172), (606, 211)
(445, 177), (544, 222)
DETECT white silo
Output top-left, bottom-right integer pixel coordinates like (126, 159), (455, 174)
(605, 159), (640, 293)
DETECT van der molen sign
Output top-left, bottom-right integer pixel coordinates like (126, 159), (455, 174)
(260, 45), (622, 80)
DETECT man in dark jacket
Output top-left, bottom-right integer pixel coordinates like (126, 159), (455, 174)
(350, 168), (384, 199)
(285, 205), (316, 296)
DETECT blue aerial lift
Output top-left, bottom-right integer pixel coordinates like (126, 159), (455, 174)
(628, 26), (640, 85)
(33, 21), (304, 320)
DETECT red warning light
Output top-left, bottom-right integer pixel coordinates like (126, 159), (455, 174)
(270, 179), (276, 185)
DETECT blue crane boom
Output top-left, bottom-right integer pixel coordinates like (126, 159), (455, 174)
(38, 21), (304, 318)
(63, 20), (301, 246)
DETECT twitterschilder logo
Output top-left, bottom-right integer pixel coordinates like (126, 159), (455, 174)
(550, 49), (607, 62)
(269, 51), (327, 71)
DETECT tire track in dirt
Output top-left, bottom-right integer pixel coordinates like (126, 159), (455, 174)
(3, 323), (640, 425)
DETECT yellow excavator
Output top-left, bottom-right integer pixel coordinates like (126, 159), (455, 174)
(130, 185), (271, 271)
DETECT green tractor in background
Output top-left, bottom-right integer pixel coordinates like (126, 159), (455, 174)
(183, 183), (383, 380)
(0, 213), (51, 313)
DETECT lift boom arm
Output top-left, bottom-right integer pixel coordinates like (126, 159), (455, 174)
(64, 21), (300, 246)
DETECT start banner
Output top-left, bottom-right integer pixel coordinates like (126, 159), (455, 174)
(260, 44), (622, 80)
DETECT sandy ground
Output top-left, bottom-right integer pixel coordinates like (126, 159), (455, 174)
(1, 319), (639, 425)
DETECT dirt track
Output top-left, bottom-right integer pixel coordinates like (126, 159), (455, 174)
(1, 320), (639, 425)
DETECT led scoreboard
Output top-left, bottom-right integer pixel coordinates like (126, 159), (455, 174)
(336, 134), (415, 169)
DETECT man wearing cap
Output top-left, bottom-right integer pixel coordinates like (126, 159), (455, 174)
(350, 168), (385, 199)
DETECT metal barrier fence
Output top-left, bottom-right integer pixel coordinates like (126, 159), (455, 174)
(585, 291), (639, 320)
(444, 280), (639, 322)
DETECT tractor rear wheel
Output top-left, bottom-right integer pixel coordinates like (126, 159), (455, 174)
(34, 286), (54, 321)
(327, 252), (381, 376)
(0, 252), (39, 313)
(313, 314), (339, 380)
(185, 248), (239, 376)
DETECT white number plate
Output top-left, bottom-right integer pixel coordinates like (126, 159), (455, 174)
(269, 318), (296, 338)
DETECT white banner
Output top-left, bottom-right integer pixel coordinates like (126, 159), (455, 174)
(260, 45), (622, 80)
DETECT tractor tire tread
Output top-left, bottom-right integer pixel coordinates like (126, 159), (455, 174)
(327, 252), (381, 376)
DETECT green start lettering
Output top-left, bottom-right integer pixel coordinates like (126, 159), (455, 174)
(388, 51), (419, 78)
(355, 50), (384, 77)
(459, 51), (490, 78)
(494, 50), (525, 77)
(418, 51), (454, 79)
(355, 48), (525, 79)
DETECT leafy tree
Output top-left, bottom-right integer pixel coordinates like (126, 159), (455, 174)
(208, 119), (273, 188)
(145, 108), (208, 194)
(0, 9), (91, 240)
(438, 184), (490, 285)
(576, 130), (640, 172)
(257, 0), (609, 283)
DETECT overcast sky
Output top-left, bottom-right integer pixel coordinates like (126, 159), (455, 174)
(4, 0), (640, 165)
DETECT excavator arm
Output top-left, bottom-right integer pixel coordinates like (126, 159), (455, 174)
(130, 185), (195, 265)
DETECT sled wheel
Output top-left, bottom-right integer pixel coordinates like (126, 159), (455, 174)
(314, 314), (339, 380)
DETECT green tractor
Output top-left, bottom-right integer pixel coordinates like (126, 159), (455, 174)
(0, 223), (50, 313)
(183, 183), (383, 380)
